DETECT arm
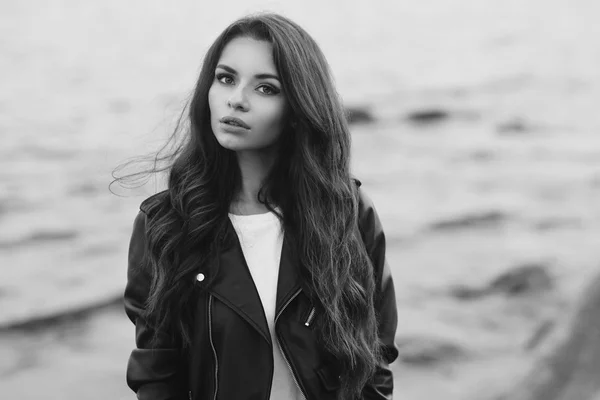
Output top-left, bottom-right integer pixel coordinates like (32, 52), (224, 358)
(124, 210), (187, 400)
(357, 186), (399, 400)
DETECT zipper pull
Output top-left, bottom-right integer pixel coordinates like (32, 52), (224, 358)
(188, 390), (192, 400)
(304, 307), (316, 327)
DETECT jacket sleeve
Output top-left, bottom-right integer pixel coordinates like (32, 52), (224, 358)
(357, 186), (399, 400)
(124, 210), (188, 400)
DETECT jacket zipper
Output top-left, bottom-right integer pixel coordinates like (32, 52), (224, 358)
(274, 288), (307, 400)
(208, 294), (219, 400)
(304, 307), (316, 327)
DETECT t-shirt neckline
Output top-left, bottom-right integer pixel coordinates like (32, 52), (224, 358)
(228, 208), (281, 224)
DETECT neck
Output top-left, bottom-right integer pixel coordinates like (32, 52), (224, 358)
(231, 149), (276, 214)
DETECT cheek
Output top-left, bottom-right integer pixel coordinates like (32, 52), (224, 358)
(208, 85), (217, 112)
(259, 102), (288, 137)
(208, 83), (228, 116)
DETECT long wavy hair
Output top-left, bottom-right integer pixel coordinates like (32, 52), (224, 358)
(114, 12), (382, 400)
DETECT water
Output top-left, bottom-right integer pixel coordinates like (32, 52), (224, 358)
(1, 1), (600, 397)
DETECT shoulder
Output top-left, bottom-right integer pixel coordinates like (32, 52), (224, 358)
(351, 177), (375, 220)
(129, 190), (170, 260)
(139, 190), (170, 217)
(352, 178), (384, 240)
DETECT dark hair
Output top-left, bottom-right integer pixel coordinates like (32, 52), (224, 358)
(113, 12), (382, 400)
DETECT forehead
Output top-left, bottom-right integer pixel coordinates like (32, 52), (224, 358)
(218, 36), (277, 74)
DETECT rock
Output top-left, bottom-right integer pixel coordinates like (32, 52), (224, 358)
(525, 318), (556, 351)
(0, 229), (80, 250)
(406, 108), (449, 124)
(448, 263), (553, 301)
(345, 106), (374, 124)
(396, 335), (470, 366)
(0, 196), (33, 216)
(469, 149), (495, 162)
(0, 295), (122, 332)
(488, 263), (553, 296)
(534, 218), (580, 231)
(447, 284), (487, 300)
(493, 270), (600, 400)
(428, 211), (508, 231)
(496, 117), (530, 134)
(28, 230), (78, 243)
(69, 183), (101, 196)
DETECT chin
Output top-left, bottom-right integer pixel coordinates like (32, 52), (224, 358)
(215, 137), (245, 151)
(211, 124), (242, 148)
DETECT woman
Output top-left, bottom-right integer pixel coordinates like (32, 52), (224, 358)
(121, 12), (398, 400)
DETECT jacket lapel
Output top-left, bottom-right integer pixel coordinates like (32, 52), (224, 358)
(207, 218), (303, 347)
(275, 233), (303, 318)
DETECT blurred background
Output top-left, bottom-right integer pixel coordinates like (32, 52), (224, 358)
(1, 0), (600, 398)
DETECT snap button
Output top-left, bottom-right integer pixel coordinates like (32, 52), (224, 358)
(196, 273), (205, 282)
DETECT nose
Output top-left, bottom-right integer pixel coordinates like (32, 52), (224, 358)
(227, 87), (249, 111)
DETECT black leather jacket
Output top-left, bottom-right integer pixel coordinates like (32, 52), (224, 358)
(124, 181), (399, 399)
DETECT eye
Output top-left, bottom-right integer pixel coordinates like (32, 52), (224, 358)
(257, 85), (279, 95)
(216, 73), (234, 85)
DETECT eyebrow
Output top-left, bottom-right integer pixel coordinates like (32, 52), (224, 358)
(216, 64), (280, 82)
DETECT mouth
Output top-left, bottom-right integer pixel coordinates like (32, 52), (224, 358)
(220, 116), (250, 129)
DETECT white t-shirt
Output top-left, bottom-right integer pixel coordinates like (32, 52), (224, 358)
(228, 210), (304, 400)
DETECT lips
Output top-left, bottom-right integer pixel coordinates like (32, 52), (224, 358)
(220, 116), (250, 129)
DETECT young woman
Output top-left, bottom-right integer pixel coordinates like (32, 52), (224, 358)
(122, 12), (398, 400)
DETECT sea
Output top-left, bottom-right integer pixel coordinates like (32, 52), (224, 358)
(1, 0), (600, 397)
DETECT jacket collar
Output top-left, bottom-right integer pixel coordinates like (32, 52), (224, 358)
(206, 218), (302, 346)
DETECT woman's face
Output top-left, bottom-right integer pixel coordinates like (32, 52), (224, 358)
(208, 36), (288, 153)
